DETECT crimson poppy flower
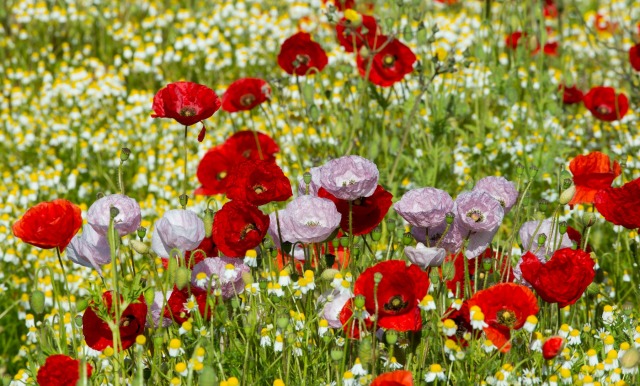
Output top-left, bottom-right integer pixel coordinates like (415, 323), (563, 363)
(543, 0), (558, 18)
(542, 336), (564, 360)
(371, 370), (414, 386)
(318, 185), (392, 236)
(353, 260), (430, 331)
(505, 31), (526, 50)
(151, 81), (221, 127)
(583, 86), (628, 121)
(82, 291), (147, 351)
(468, 283), (539, 352)
(442, 300), (475, 346)
(445, 248), (514, 295)
(595, 177), (640, 229)
(543, 41), (558, 56)
(629, 43), (640, 72)
(37, 354), (93, 386)
(520, 248), (595, 308)
(222, 78), (271, 113)
(336, 14), (381, 53)
(224, 130), (280, 162)
(213, 201), (270, 257)
(226, 160), (293, 206)
(12, 199), (82, 250)
(568, 151), (621, 206)
(339, 298), (373, 339)
(163, 285), (212, 324)
(357, 37), (416, 87)
(560, 84), (584, 104)
(277, 32), (328, 76)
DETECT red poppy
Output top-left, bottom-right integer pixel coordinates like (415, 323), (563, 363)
(357, 37), (416, 87)
(506, 31), (557, 56)
(82, 291), (147, 351)
(226, 160), (293, 206)
(542, 336), (564, 360)
(543, 0), (558, 18)
(277, 32), (328, 76)
(224, 130), (280, 162)
(318, 185), (392, 236)
(222, 78), (271, 113)
(12, 199), (82, 250)
(213, 201), (270, 257)
(560, 84), (584, 104)
(195, 145), (241, 196)
(336, 14), (381, 53)
(568, 151), (621, 206)
(37, 354), (93, 386)
(594, 13), (618, 34)
(629, 43), (640, 72)
(353, 260), (430, 331)
(595, 177), (640, 229)
(583, 86), (629, 121)
(467, 283), (539, 352)
(163, 285), (212, 324)
(151, 81), (221, 127)
(371, 370), (414, 386)
(338, 298), (372, 339)
(275, 237), (350, 272)
(505, 31), (525, 50)
(566, 226), (592, 252)
(543, 41), (558, 56)
(442, 301), (475, 346)
(520, 248), (595, 308)
(445, 248), (514, 295)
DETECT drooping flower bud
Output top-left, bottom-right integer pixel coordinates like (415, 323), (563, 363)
(175, 267), (191, 290)
(203, 209), (214, 238)
(120, 147), (131, 162)
(30, 290), (45, 314)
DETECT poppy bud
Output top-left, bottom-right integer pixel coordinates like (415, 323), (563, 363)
(325, 253), (336, 267)
(308, 105), (320, 121)
(179, 194), (189, 208)
(75, 297), (89, 313)
(446, 212), (455, 225)
(120, 147), (131, 162)
(30, 290), (45, 314)
(354, 295), (366, 309)
(203, 209), (214, 238)
(529, 166), (539, 177)
(137, 226), (147, 240)
(143, 287), (155, 307)
(241, 272), (254, 285)
(276, 316), (289, 329)
(331, 349), (343, 361)
(441, 261), (455, 281)
(538, 200), (549, 212)
(621, 348), (640, 369)
(230, 297), (240, 309)
(374, 272), (383, 284)
(402, 232), (413, 246)
(385, 330), (398, 345)
(175, 267), (191, 290)
(130, 240), (149, 254)
(429, 269), (440, 285)
(542, 336), (563, 360)
(167, 257), (178, 284)
(74, 315), (83, 327)
(586, 282), (600, 295)
(559, 185), (575, 205)
(516, 163), (525, 176)
(371, 226), (382, 241)
(320, 269), (339, 281)
(582, 212), (596, 227)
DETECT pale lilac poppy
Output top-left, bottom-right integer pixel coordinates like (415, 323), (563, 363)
(518, 218), (572, 260)
(147, 291), (173, 328)
(297, 166), (322, 196)
(473, 176), (519, 213)
(319, 289), (351, 328)
(87, 194), (142, 236)
(267, 211), (306, 261)
(411, 219), (464, 254)
(67, 224), (111, 275)
(455, 191), (504, 233)
(279, 195), (341, 244)
(191, 257), (249, 299)
(319, 155), (379, 201)
(151, 209), (205, 258)
(394, 187), (454, 228)
(404, 243), (446, 268)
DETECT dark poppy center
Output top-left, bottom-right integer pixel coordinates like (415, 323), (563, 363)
(240, 224), (257, 240)
(353, 197), (364, 206)
(382, 54), (397, 68)
(497, 309), (517, 328)
(179, 106), (197, 117)
(596, 105), (612, 115)
(253, 185), (266, 194)
(242, 150), (252, 158)
(466, 209), (484, 223)
(383, 295), (409, 314)
(217, 171), (227, 180)
(294, 54), (311, 67)
(240, 94), (256, 107)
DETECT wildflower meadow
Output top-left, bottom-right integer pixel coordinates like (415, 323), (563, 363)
(2, 0), (640, 385)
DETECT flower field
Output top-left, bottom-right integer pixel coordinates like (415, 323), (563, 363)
(1, 0), (640, 385)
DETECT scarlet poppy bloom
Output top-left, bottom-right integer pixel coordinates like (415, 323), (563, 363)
(163, 285), (211, 324)
(543, 0), (558, 18)
(224, 130), (280, 162)
(629, 43), (640, 72)
(505, 31), (525, 50)
(445, 248), (514, 295)
(568, 151), (621, 206)
(357, 37), (416, 87)
(338, 298), (373, 339)
(82, 291), (147, 351)
(520, 248), (595, 308)
(222, 78), (271, 113)
(467, 283), (539, 352)
(560, 84), (584, 104)
(595, 177), (640, 229)
(353, 260), (430, 331)
(277, 32), (328, 76)
(371, 370), (414, 386)
(195, 145), (241, 196)
(226, 160), (293, 206)
(37, 354), (93, 386)
(318, 185), (392, 236)
(583, 86), (629, 121)
(212, 201), (270, 257)
(336, 14), (381, 53)
(12, 199), (82, 250)
(542, 336), (564, 360)
(151, 81), (221, 127)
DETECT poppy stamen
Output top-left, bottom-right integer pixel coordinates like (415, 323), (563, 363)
(383, 295), (409, 313)
(253, 185), (266, 194)
(179, 106), (197, 117)
(240, 94), (256, 107)
(240, 224), (257, 240)
(466, 209), (484, 223)
(382, 54), (397, 68)
(497, 309), (517, 328)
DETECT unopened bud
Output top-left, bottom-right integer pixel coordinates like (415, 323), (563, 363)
(358, 45), (370, 59)
(198, 366), (218, 386)
(144, 287), (155, 306)
(583, 212), (596, 227)
(120, 147), (131, 162)
(203, 209), (214, 238)
(331, 349), (343, 361)
(230, 297), (240, 309)
(621, 348), (640, 369)
(175, 267), (191, 290)
(562, 178), (573, 190)
(75, 297), (89, 313)
(241, 271), (254, 285)
(167, 257), (178, 284)
(352, 245), (362, 258)
(320, 269), (339, 281)
(276, 316), (289, 329)
(559, 185), (576, 205)
(358, 339), (372, 364)
(429, 269), (440, 285)
(30, 290), (45, 314)
(441, 262), (455, 281)
(130, 240), (150, 254)
(586, 282), (600, 295)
